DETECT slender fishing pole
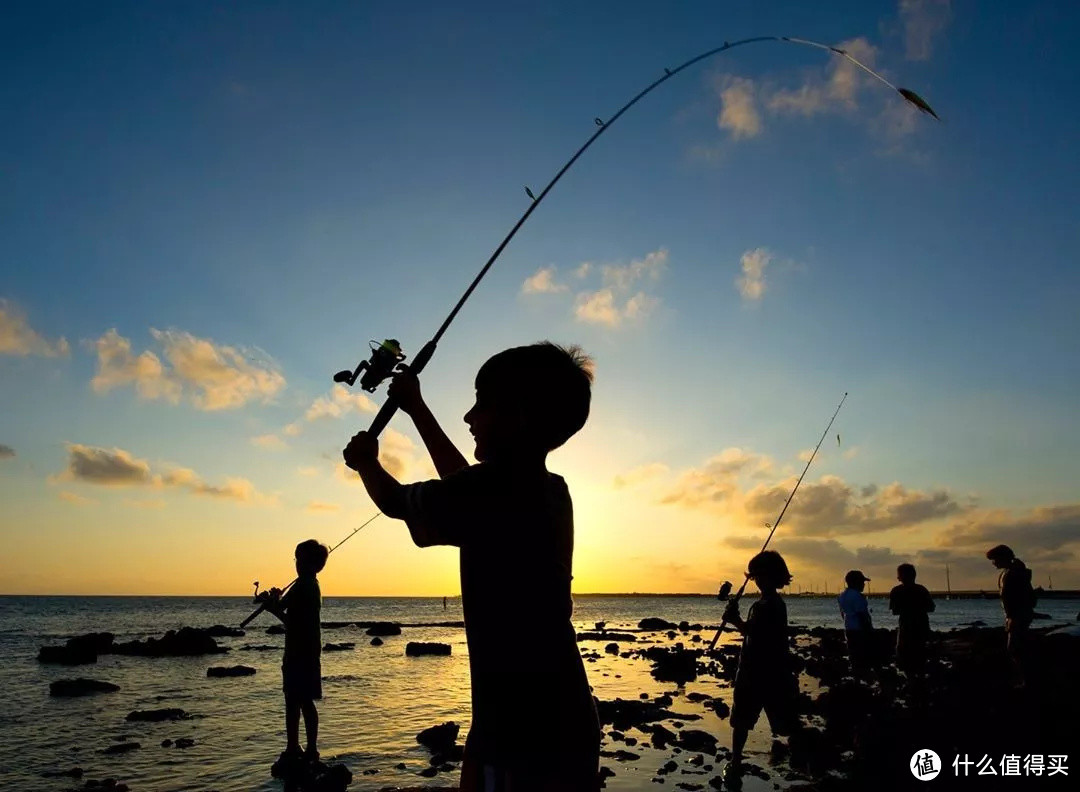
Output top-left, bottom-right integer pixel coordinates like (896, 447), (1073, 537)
(241, 36), (936, 627)
(707, 392), (848, 651)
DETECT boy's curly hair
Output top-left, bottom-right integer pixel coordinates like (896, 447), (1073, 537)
(747, 550), (793, 588)
(295, 539), (329, 573)
(476, 342), (594, 451)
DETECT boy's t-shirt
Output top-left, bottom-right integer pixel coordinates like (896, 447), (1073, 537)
(735, 592), (791, 687)
(283, 575), (321, 665)
(837, 588), (871, 630)
(401, 462), (599, 764)
(888, 582), (934, 633)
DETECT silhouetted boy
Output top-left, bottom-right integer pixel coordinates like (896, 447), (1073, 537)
(888, 563), (934, 675)
(265, 539), (328, 767)
(838, 569), (875, 676)
(344, 342), (600, 791)
(986, 544), (1035, 687)
(722, 551), (798, 779)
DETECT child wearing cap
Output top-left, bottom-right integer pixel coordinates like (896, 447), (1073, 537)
(838, 570), (875, 677)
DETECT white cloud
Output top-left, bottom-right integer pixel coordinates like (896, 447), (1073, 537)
(521, 266), (568, 294)
(573, 262), (592, 279)
(573, 249), (667, 327)
(716, 76), (761, 139)
(88, 328), (285, 410)
(613, 463), (669, 490)
(282, 384), (378, 437)
(736, 248), (772, 301)
(251, 433), (287, 450)
(0, 299), (70, 358)
(899, 0), (951, 61)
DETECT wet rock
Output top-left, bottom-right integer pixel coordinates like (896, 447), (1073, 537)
(175, 737), (195, 749)
(125, 708), (190, 722)
(416, 721), (459, 753)
(267, 625), (286, 635)
(323, 642), (355, 652)
(639, 618), (678, 631)
(370, 637), (383, 646)
(667, 631), (678, 640)
(204, 625), (245, 637)
(678, 730), (718, 753)
(641, 646), (702, 685)
(596, 698), (698, 731)
(688, 754), (705, 766)
(103, 742), (140, 754)
(679, 621), (691, 632)
(112, 627), (227, 657)
(605, 642), (620, 654)
(365, 622), (402, 636)
(50, 678), (120, 697)
(207, 665), (256, 677)
(406, 641), (451, 656)
(708, 700), (730, 719)
(644, 723), (677, 749)
(578, 631), (637, 642)
(429, 744), (465, 765)
(395, 762), (407, 770)
(41, 767), (83, 778)
(240, 643), (280, 651)
(655, 694), (673, 707)
(600, 766), (616, 780)
(38, 633), (115, 665)
(161, 739), (172, 747)
(418, 766), (438, 777)
(685, 692), (710, 703)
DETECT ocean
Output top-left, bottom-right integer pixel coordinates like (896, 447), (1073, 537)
(3, 594), (1078, 791)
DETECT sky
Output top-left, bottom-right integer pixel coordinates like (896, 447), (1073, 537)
(2, 0), (1078, 596)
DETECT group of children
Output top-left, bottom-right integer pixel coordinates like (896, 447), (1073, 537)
(260, 341), (1029, 790)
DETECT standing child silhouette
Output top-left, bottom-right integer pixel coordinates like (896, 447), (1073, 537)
(264, 539), (328, 769)
(344, 342), (601, 791)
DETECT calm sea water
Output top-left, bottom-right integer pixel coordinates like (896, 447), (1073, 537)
(2, 595), (1077, 792)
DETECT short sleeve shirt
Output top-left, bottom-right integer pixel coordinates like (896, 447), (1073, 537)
(400, 463), (598, 762)
(735, 593), (791, 686)
(838, 588), (871, 631)
(888, 583), (934, 633)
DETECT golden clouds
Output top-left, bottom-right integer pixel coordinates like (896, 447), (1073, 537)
(0, 299), (69, 357)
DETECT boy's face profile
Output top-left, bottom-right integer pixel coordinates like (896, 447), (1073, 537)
(464, 384), (527, 462)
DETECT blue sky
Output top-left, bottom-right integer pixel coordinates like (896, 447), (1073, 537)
(2, 1), (1078, 594)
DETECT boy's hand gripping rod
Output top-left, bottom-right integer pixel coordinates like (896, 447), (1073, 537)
(707, 392), (847, 651)
(241, 36), (933, 628)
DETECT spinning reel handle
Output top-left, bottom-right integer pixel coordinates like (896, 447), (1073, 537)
(366, 339), (437, 437)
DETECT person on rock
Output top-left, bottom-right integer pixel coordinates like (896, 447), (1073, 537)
(888, 563), (935, 678)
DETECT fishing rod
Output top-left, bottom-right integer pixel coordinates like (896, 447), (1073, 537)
(241, 36), (936, 627)
(708, 392), (848, 651)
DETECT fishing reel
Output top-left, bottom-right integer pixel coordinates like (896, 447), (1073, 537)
(333, 339), (406, 393)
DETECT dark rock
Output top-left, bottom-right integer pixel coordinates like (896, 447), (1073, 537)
(639, 618), (678, 631)
(207, 665), (256, 677)
(596, 697), (698, 731)
(394, 762), (407, 770)
(578, 631), (637, 642)
(600, 766), (616, 779)
(365, 622), (402, 636)
(323, 642), (355, 652)
(416, 721), (459, 753)
(112, 627), (227, 657)
(430, 744), (465, 765)
(655, 694), (674, 707)
(689, 754), (705, 766)
(50, 678), (120, 697)
(161, 739), (172, 747)
(267, 625), (286, 635)
(175, 737), (195, 749)
(38, 633), (115, 665)
(624, 736), (638, 746)
(605, 643), (620, 654)
(678, 729), (718, 753)
(40, 767), (83, 778)
(103, 742), (140, 754)
(418, 766), (438, 777)
(614, 750), (640, 761)
(125, 708), (190, 722)
(204, 625), (245, 637)
(641, 646), (702, 685)
(685, 692), (710, 703)
(646, 724), (678, 749)
(240, 643), (279, 651)
(709, 700), (730, 719)
(667, 631), (678, 640)
(370, 637), (383, 646)
(406, 641), (451, 656)
(679, 621), (691, 631)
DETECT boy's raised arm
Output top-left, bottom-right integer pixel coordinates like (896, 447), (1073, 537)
(343, 432), (407, 517)
(389, 369), (469, 478)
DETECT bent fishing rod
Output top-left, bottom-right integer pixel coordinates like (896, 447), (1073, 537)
(241, 36), (936, 627)
(707, 391), (848, 651)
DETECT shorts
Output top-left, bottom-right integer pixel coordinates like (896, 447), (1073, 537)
(730, 676), (797, 735)
(282, 659), (322, 701)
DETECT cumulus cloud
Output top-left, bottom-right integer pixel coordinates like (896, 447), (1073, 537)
(716, 76), (762, 139)
(899, 0), (951, 61)
(0, 299), (70, 357)
(940, 504), (1080, 553)
(88, 329), (285, 410)
(53, 443), (278, 506)
(573, 249), (667, 327)
(613, 463), (670, 490)
(736, 248), (772, 302)
(0, 444), (14, 459)
(521, 266), (569, 294)
(303, 384), (377, 422)
(333, 428), (431, 484)
(660, 448), (774, 508)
